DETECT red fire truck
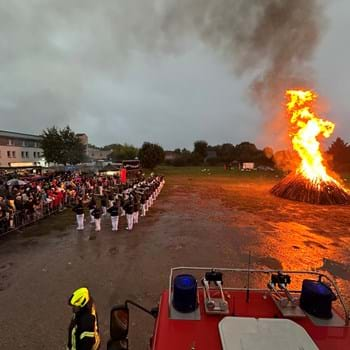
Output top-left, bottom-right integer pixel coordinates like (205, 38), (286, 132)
(107, 266), (350, 350)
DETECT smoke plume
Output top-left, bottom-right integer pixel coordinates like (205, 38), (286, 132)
(0, 0), (327, 147)
(159, 0), (325, 107)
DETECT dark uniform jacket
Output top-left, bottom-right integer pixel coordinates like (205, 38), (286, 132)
(107, 206), (119, 217)
(123, 200), (134, 215)
(73, 204), (84, 215)
(101, 197), (107, 207)
(133, 200), (140, 212)
(92, 208), (102, 219)
(67, 301), (100, 350)
(88, 200), (96, 211)
(140, 193), (146, 205)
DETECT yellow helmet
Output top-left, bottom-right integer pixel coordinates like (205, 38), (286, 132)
(68, 287), (90, 308)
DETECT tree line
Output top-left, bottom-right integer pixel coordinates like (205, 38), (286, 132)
(40, 126), (350, 172)
(168, 140), (274, 167)
(40, 127), (165, 169)
(40, 127), (273, 169)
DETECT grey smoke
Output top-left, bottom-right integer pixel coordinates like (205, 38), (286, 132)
(0, 0), (333, 148)
(159, 0), (325, 106)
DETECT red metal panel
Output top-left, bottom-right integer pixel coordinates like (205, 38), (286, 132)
(152, 290), (350, 350)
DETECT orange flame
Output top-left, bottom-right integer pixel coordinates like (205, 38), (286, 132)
(286, 89), (340, 186)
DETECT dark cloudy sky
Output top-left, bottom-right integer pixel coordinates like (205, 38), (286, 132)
(1, 0), (349, 150)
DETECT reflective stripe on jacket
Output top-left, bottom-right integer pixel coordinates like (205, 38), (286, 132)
(68, 302), (100, 350)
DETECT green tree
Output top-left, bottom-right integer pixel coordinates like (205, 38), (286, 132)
(59, 126), (86, 165)
(41, 126), (86, 165)
(138, 142), (165, 169)
(234, 142), (258, 161)
(107, 143), (138, 161)
(193, 140), (208, 162)
(171, 148), (193, 166)
(40, 126), (64, 164)
(215, 143), (236, 163)
(328, 137), (350, 172)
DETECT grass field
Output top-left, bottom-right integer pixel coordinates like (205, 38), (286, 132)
(156, 165), (350, 306)
(155, 165), (350, 183)
(156, 165), (281, 181)
(155, 165), (350, 235)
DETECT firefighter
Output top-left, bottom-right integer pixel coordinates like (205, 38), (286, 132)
(67, 287), (101, 350)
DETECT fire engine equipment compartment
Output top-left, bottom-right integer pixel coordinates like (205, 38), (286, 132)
(218, 317), (318, 350)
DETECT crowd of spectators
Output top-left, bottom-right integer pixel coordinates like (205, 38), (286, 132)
(0, 172), (127, 235)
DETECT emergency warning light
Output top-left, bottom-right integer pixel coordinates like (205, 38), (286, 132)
(173, 274), (197, 313)
(300, 279), (336, 319)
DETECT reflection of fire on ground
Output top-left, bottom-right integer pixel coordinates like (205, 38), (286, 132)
(264, 222), (346, 269)
(230, 218), (350, 272)
(235, 219), (350, 307)
(172, 177), (350, 308)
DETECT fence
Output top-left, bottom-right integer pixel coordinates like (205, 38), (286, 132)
(0, 183), (130, 237)
(0, 196), (75, 237)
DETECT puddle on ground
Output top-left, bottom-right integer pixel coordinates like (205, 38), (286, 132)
(319, 258), (350, 280)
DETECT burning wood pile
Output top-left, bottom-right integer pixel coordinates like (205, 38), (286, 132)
(271, 89), (350, 205)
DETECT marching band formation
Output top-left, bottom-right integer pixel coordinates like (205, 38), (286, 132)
(73, 175), (165, 233)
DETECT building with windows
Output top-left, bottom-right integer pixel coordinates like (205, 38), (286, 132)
(76, 133), (89, 155)
(87, 146), (112, 161)
(0, 130), (45, 168)
(77, 133), (112, 161)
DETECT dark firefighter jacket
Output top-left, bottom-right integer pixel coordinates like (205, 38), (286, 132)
(67, 301), (100, 350)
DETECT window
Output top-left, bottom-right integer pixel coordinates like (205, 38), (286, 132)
(26, 151), (29, 158)
(21, 151), (25, 158)
(12, 151), (16, 158)
(7, 151), (11, 158)
(33, 152), (36, 158)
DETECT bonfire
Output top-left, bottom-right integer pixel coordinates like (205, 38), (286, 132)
(271, 89), (350, 205)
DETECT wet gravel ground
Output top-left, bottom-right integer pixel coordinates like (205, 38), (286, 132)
(0, 175), (349, 349)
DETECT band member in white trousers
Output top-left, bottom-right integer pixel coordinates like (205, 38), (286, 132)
(107, 202), (120, 232)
